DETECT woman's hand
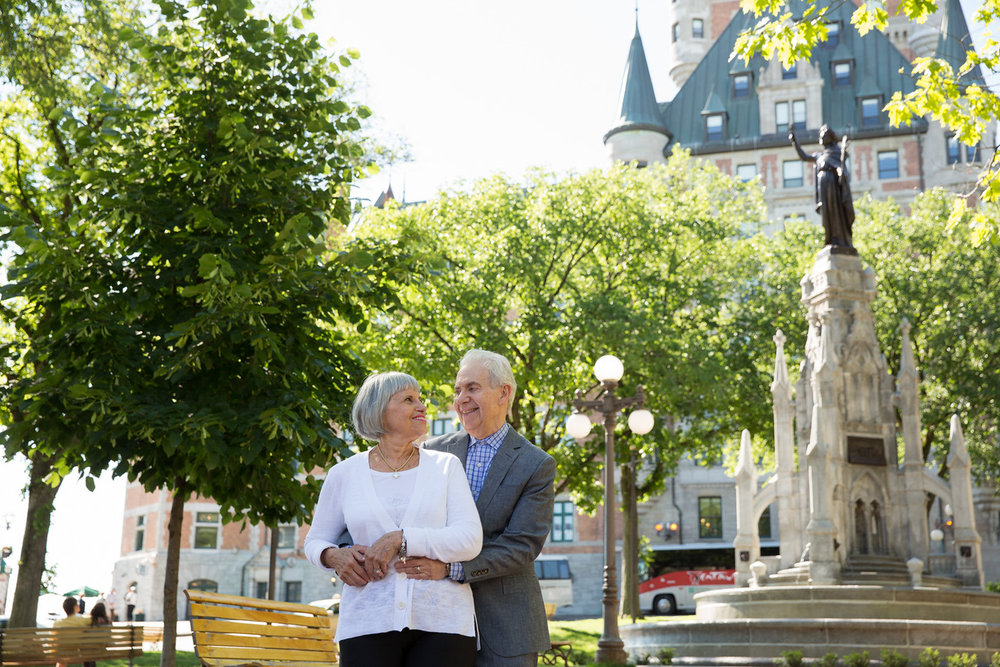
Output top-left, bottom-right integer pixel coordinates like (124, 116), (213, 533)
(323, 545), (370, 587)
(363, 530), (403, 580)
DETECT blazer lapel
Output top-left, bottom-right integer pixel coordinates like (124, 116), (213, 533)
(475, 429), (521, 512)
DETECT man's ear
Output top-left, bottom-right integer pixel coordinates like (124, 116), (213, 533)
(498, 384), (512, 403)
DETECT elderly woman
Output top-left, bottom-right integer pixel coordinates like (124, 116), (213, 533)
(305, 372), (482, 667)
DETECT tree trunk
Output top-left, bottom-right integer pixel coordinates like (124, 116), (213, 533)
(9, 452), (62, 628)
(160, 488), (185, 667)
(268, 526), (277, 600)
(619, 458), (641, 622)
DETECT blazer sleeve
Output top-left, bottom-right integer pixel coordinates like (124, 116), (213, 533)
(405, 455), (483, 563)
(304, 465), (348, 572)
(463, 449), (556, 583)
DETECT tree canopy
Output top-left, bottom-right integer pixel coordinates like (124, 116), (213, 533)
(343, 155), (768, 508)
(733, 0), (1000, 244)
(1, 0), (405, 640)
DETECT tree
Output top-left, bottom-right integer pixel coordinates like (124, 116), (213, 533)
(343, 155), (768, 618)
(1, 0), (407, 657)
(733, 0), (1000, 244)
(0, 0), (149, 628)
(726, 191), (1000, 481)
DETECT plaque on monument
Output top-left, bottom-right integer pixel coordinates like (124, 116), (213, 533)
(846, 436), (886, 465)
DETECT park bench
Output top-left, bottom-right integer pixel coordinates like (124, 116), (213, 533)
(539, 603), (573, 667)
(185, 589), (338, 666)
(0, 625), (143, 666)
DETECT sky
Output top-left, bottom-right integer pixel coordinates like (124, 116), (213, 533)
(0, 0), (992, 617)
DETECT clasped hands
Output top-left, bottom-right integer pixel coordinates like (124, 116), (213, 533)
(326, 530), (448, 587)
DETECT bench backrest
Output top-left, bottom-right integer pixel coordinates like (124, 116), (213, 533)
(185, 589), (338, 666)
(0, 625), (143, 665)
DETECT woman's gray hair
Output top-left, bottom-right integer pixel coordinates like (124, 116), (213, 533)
(351, 372), (421, 441)
(459, 349), (516, 418)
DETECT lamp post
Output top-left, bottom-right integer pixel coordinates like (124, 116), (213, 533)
(566, 355), (653, 665)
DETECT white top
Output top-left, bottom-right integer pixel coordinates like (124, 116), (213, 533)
(304, 448), (482, 641)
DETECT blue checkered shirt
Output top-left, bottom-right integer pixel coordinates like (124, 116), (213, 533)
(449, 422), (509, 582)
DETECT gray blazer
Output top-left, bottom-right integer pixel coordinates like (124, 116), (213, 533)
(425, 427), (556, 657)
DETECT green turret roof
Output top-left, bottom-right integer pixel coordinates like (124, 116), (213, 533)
(605, 23), (670, 141)
(661, 0), (925, 153)
(937, 0), (985, 86)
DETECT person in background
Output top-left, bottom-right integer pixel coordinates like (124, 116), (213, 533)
(54, 597), (91, 667)
(106, 587), (119, 622)
(305, 371), (483, 667)
(124, 586), (137, 622)
(82, 603), (111, 667)
(396, 349), (556, 667)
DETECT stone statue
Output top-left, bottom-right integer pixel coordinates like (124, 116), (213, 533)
(790, 125), (855, 250)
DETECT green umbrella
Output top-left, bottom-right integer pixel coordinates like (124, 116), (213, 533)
(61, 586), (100, 597)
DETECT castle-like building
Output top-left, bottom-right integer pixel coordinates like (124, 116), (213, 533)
(604, 0), (992, 222)
(111, 0), (999, 620)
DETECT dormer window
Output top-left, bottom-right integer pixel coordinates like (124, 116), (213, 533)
(825, 22), (841, 47)
(705, 114), (724, 141)
(833, 61), (852, 86)
(861, 97), (881, 127)
(732, 73), (751, 98)
(782, 63), (797, 79)
(692, 18), (704, 38)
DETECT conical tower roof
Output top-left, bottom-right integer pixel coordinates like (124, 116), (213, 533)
(605, 23), (670, 142)
(936, 0), (986, 85)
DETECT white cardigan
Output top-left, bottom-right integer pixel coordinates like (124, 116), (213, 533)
(304, 448), (483, 641)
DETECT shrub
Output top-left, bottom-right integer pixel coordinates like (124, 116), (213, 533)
(568, 649), (593, 666)
(844, 651), (870, 667)
(776, 650), (805, 667)
(881, 649), (910, 667)
(986, 581), (1000, 593)
(818, 652), (839, 667)
(658, 647), (675, 664)
(919, 648), (942, 667)
(946, 653), (977, 667)
(990, 651), (1000, 667)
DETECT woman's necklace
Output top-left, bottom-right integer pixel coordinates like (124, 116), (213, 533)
(376, 444), (416, 479)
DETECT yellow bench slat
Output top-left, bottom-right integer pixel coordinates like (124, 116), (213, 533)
(186, 591), (328, 617)
(192, 618), (333, 640)
(196, 645), (340, 662)
(197, 631), (336, 651)
(189, 601), (328, 628)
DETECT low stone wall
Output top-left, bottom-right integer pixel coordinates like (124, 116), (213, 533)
(623, 617), (1000, 664)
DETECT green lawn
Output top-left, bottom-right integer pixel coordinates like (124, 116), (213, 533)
(548, 614), (695, 665)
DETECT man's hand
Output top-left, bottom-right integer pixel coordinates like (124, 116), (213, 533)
(394, 557), (448, 580)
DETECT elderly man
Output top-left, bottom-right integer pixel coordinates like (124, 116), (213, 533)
(396, 349), (556, 667)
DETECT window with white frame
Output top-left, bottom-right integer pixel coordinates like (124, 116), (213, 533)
(861, 97), (881, 127)
(698, 496), (723, 539)
(277, 525), (297, 549)
(552, 501), (575, 542)
(692, 18), (704, 38)
(736, 163), (757, 182)
(947, 135), (961, 164)
(194, 511), (221, 549)
(732, 73), (750, 98)
(878, 151), (899, 179)
(134, 515), (145, 551)
(825, 21), (841, 47)
(431, 417), (458, 436)
(782, 63), (797, 79)
(833, 62), (852, 86)
(705, 114), (724, 141)
(783, 160), (804, 188)
(792, 100), (806, 130)
(775, 101), (789, 133)
(672, 22), (679, 43)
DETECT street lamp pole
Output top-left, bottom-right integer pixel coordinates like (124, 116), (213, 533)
(566, 355), (653, 665)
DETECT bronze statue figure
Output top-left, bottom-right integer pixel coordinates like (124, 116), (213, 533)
(790, 125), (855, 250)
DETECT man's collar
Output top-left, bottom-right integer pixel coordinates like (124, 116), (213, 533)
(468, 422), (509, 449)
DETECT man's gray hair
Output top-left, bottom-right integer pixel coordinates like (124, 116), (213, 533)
(459, 349), (517, 417)
(351, 372), (421, 441)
